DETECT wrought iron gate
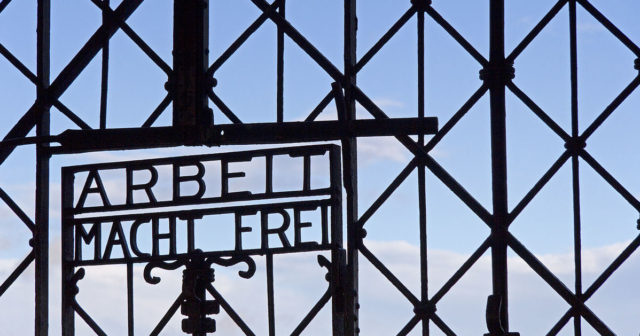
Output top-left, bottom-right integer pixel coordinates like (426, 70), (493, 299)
(0, 0), (639, 334)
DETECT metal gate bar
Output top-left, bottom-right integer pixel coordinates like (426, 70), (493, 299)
(0, 0), (639, 334)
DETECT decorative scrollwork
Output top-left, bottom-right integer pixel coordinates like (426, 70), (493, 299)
(317, 255), (332, 283)
(144, 259), (185, 284)
(144, 250), (257, 284)
(208, 255), (256, 279)
(67, 268), (85, 300)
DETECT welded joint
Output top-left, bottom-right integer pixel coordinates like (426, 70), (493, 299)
(635, 58), (640, 72)
(36, 86), (55, 108)
(411, 0), (432, 11)
(357, 227), (367, 244)
(413, 301), (437, 320)
(489, 223), (509, 244)
(208, 76), (218, 90)
(181, 120), (212, 145)
(415, 151), (430, 167)
(101, 4), (115, 26)
(164, 75), (217, 96)
(571, 293), (584, 309)
(563, 137), (586, 154)
(479, 61), (515, 87)
(636, 217), (640, 230)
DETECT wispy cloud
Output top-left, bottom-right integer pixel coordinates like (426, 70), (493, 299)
(0, 239), (636, 335)
(358, 137), (410, 163)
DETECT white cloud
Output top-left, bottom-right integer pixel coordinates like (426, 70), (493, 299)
(358, 137), (410, 163)
(0, 238), (10, 251)
(509, 240), (630, 276)
(287, 98), (421, 165)
(0, 128), (634, 335)
(0, 239), (637, 335)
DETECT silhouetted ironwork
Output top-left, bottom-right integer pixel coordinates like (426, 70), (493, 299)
(0, 0), (638, 335)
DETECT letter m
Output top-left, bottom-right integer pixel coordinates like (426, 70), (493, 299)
(75, 223), (101, 261)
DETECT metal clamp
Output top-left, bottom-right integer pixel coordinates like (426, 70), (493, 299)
(479, 62), (516, 87)
(564, 137), (587, 153)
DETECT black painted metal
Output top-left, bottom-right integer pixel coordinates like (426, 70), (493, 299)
(180, 253), (218, 335)
(47, 117), (437, 154)
(61, 145), (345, 335)
(487, 0), (511, 333)
(35, 0), (50, 334)
(173, 0), (211, 134)
(0, 0), (638, 335)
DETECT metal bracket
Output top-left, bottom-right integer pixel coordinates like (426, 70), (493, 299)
(484, 295), (519, 336)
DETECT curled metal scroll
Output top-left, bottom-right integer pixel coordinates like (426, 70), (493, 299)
(67, 268), (86, 299)
(208, 255), (256, 279)
(143, 259), (184, 285)
(317, 255), (332, 283)
(143, 250), (256, 284)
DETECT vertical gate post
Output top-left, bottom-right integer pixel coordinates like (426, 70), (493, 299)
(173, 0), (212, 142)
(485, 0), (513, 334)
(343, 0), (359, 334)
(60, 171), (74, 336)
(35, 0), (51, 334)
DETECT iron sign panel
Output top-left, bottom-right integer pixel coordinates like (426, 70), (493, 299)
(61, 145), (344, 335)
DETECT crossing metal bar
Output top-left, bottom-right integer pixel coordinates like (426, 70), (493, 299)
(0, 0), (143, 165)
(1, 0), (640, 335)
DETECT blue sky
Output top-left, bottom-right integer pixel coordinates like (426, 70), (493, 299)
(1, 0), (640, 334)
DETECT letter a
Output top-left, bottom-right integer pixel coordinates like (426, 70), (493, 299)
(76, 170), (111, 209)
